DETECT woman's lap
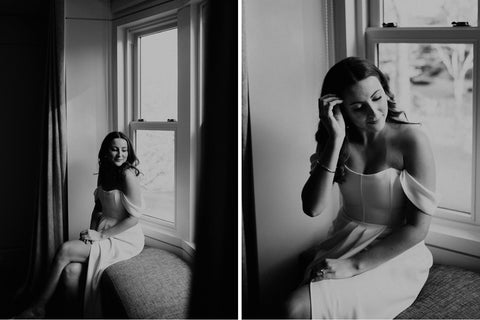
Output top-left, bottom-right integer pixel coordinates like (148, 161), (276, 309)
(309, 241), (432, 319)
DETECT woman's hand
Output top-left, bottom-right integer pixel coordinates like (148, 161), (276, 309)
(318, 94), (346, 143)
(79, 229), (105, 244)
(310, 258), (358, 282)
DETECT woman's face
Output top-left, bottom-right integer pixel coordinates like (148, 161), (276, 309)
(107, 138), (129, 167)
(341, 76), (388, 133)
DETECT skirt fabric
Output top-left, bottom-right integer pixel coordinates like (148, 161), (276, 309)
(83, 217), (144, 318)
(308, 214), (432, 319)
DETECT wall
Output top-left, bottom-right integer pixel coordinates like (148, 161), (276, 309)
(244, 0), (337, 315)
(0, 1), (47, 315)
(65, 0), (111, 239)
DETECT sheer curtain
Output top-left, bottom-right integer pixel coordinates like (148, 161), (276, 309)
(14, 0), (67, 311)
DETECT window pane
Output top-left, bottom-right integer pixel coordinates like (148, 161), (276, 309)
(378, 43), (473, 214)
(140, 29), (177, 121)
(384, 0), (477, 27)
(136, 130), (175, 223)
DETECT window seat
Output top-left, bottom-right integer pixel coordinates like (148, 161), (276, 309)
(100, 246), (192, 319)
(396, 264), (480, 319)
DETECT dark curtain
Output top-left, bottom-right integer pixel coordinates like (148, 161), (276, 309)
(13, 0), (67, 312)
(188, 0), (237, 318)
(241, 2), (260, 317)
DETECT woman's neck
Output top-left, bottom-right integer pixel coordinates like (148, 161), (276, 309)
(348, 126), (386, 147)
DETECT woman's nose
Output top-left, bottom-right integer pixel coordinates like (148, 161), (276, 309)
(365, 102), (379, 118)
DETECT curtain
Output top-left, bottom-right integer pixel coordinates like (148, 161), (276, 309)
(241, 1), (260, 317)
(14, 0), (67, 311)
(188, 0), (238, 318)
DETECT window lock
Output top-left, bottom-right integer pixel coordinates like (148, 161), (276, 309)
(452, 21), (470, 27)
(167, 119), (176, 122)
(382, 22), (397, 28)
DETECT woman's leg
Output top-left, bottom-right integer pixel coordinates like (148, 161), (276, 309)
(285, 285), (311, 319)
(61, 262), (85, 317)
(25, 240), (91, 316)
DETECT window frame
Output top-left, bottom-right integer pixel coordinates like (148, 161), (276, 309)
(112, 0), (205, 255)
(334, 0), (480, 260)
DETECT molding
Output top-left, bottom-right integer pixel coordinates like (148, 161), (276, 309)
(427, 217), (480, 258)
(427, 244), (480, 273)
(142, 223), (195, 263)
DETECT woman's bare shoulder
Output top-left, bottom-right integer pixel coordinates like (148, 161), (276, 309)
(122, 167), (141, 202)
(123, 167), (140, 186)
(388, 123), (429, 149)
(389, 123), (435, 188)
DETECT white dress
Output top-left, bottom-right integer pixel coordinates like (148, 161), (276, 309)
(305, 165), (438, 319)
(83, 186), (145, 318)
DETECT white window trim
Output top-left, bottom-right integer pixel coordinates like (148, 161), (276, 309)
(334, 0), (480, 262)
(112, 0), (204, 252)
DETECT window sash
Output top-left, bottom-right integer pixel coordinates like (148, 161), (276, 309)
(366, 28), (480, 226)
(130, 121), (178, 230)
(373, 0), (480, 27)
(130, 20), (178, 123)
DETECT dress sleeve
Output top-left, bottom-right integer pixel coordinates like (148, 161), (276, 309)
(399, 170), (438, 215)
(120, 192), (145, 218)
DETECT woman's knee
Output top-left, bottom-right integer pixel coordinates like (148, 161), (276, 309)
(56, 241), (80, 263)
(62, 262), (83, 283)
(285, 286), (311, 319)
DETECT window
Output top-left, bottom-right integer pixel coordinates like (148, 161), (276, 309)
(378, 42), (473, 217)
(113, 2), (205, 252)
(366, 0), (479, 223)
(334, 0), (480, 260)
(131, 23), (179, 226)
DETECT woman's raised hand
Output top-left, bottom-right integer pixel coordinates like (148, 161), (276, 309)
(79, 229), (105, 244)
(318, 94), (346, 143)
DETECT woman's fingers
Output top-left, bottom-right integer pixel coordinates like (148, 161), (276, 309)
(319, 96), (343, 120)
(319, 95), (341, 114)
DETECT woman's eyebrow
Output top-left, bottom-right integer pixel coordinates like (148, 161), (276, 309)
(349, 89), (381, 105)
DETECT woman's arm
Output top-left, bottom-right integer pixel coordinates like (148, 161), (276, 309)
(81, 169), (141, 242)
(302, 95), (346, 217)
(302, 139), (343, 216)
(89, 201), (102, 230)
(319, 126), (435, 279)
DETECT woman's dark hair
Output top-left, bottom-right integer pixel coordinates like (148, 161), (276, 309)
(97, 131), (140, 186)
(316, 56), (411, 183)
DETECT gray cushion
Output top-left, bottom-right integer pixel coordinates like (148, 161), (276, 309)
(397, 264), (480, 319)
(101, 247), (191, 319)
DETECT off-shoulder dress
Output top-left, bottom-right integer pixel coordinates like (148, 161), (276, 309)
(83, 186), (145, 318)
(305, 165), (438, 319)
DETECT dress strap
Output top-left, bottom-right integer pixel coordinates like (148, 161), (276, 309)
(120, 192), (145, 218)
(399, 170), (438, 215)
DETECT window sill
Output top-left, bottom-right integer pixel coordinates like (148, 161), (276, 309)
(426, 216), (480, 258)
(140, 220), (195, 260)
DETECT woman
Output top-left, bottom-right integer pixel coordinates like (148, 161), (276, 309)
(286, 57), (437, 319)
(19, 131), (145, 318)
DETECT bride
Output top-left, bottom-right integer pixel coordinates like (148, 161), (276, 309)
(286, 57), (437, 319)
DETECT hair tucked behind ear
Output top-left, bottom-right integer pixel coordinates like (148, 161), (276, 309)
(315, 57), (411, 183)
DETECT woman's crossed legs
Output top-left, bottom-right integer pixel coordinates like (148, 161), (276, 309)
(19, 240), (90, 318)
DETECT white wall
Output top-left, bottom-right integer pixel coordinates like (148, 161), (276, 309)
(65, 0), (111, 239)
(244, 0), (338, 314)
